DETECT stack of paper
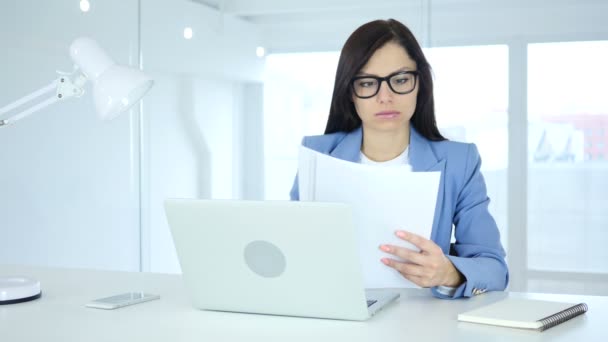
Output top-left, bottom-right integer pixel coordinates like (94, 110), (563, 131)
(298, 146), (441, 288)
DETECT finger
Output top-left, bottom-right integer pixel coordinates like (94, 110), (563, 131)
(379, 244), (426, 266)
(381, 258), (435, 288)
(381, 258), (425, 277)
(395, 230), (440, 254)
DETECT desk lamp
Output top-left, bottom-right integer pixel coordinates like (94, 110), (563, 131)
(0, 37), (153, 304)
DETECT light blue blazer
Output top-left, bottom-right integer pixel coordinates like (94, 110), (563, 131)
(290, 126), (509, 299)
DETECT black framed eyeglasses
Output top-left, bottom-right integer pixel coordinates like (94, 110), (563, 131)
(351, 71), (419, 99)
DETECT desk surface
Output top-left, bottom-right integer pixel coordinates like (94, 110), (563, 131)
(0, 264), (605, 341)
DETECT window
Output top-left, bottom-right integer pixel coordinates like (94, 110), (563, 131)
(425, 45), (509, 248)
(527, 41), (608, 293)
(264, 45), (509, 239)
(262, 41), (608, 295)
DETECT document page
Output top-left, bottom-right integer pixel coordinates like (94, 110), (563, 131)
(298, 146), (441, 288)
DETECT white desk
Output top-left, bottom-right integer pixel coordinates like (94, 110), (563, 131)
(1, 264), (605, 341)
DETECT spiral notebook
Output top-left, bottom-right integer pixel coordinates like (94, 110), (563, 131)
(458, 298), (588, 332)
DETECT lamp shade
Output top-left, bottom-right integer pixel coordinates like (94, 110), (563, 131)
(92, 64), (153, 120)
(69, 37), (153, 120)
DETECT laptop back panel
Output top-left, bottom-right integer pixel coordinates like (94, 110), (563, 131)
(165, 199), (371, 321)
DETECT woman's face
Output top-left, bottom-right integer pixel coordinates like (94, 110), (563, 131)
(352, 41), (418, 134)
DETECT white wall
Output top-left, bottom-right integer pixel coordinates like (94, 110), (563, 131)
(142, 77), (265, 273)
(0, 0), (266, 273)
(142, 74), (241, 273)
(0, 0), (141, 271)
(140, 0), (265, 273)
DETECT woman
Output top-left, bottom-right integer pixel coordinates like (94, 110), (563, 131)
(290, 19), (508, 299)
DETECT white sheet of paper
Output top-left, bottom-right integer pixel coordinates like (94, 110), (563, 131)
(298, 146), (441, 288)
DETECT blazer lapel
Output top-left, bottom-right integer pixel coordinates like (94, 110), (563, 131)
(409, 126), (444, 172)
(329, 127), (363, 163)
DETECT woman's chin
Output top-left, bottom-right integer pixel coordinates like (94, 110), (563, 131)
(364, 119), (409, 133)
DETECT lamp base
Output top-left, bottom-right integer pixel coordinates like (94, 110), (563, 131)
(0, 276), (41, 305)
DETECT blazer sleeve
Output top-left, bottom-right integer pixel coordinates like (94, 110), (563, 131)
(432, 144), (509, 299)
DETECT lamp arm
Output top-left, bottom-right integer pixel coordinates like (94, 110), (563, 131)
(0, 80), (57, 115)
(0, 71), (87, 127)
(0, 95), (60, 126)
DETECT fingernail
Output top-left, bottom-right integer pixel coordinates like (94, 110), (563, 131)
(381, 258), (390, 265)
(380, 245), (391, 252)
(396, 231), (406, 238)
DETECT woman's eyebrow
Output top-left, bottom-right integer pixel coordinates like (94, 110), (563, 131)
(356, 66), (416, 77)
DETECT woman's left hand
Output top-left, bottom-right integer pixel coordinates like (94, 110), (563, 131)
(379, 230), (464, 288)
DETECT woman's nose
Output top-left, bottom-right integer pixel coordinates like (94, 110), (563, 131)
(376, 80), (393, 103)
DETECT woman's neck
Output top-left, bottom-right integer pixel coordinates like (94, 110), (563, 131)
(361, 125), (410, 162)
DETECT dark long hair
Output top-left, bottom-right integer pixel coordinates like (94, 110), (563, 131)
(325, 19), (445, 141)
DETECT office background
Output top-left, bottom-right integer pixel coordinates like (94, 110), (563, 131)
(0, 0), (606, 295)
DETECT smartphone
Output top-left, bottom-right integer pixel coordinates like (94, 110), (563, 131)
(85, 292), (160, 310)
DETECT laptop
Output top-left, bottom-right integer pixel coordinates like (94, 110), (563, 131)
(164, 199), (400, 321)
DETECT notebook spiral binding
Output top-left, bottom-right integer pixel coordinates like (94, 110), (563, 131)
(538, 303), (588, 331)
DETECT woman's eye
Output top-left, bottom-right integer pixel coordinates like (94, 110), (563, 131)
(394, 77), (410, 84)
(358, 80), (377, 88)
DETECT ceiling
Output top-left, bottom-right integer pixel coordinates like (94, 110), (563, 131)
(189, 0), (607, 20)
(187, 0), (608, 53)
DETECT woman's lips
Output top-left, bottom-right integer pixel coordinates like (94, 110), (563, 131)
(375, 111), (401, 118)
